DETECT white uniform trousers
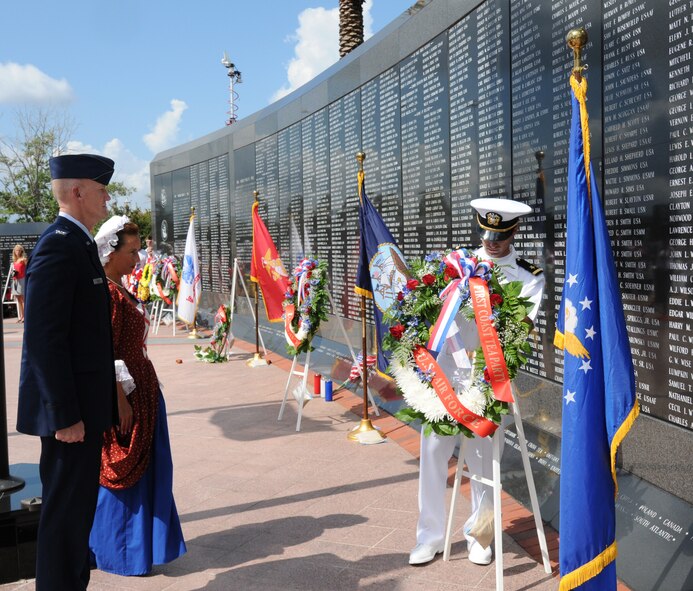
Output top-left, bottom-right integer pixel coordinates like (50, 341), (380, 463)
(416, 417), (508, 547)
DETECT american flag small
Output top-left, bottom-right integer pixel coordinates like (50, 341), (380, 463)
(349, 354), (377, 382)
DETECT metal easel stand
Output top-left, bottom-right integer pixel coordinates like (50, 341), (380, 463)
(277, 349), (313, 432)
(2, 268), (18, 318)
(153, 276), (177, 336)
(443, 398), (551, 590)
(325, 285), (379, 416)
(229, 258), (269, 362)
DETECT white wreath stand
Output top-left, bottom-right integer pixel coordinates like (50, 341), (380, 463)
(152, 276), (177, 335)
(443, 398), (552, 590)
(2, 267), (18, 317)
(278, 283), (380, 432)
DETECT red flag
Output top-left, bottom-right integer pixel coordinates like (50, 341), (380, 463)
(250, 201), (290, 322)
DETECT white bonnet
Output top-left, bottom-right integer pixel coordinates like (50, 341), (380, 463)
(94, 215), (131, 265)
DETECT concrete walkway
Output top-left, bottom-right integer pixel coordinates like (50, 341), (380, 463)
(2, 320), (561, 591)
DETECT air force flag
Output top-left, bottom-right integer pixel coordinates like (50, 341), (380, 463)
(554, 74), (639, 591)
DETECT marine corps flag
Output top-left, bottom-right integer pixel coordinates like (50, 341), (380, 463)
(554, 73), (639, 591)
(354, 169), (408, 374)
(251, 200), (290, 322)
(178, 212), (201, 324)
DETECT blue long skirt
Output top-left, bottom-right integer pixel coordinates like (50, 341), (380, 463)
(89, 393), (187, 575)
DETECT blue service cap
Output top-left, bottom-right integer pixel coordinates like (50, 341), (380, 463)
(49, 154), (115, 185)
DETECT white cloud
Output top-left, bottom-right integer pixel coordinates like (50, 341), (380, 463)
(271, 0), (374, 103)
(142, 99), (188, 154)
(66, 139), (151, 209)
(0, 62), (73, 104)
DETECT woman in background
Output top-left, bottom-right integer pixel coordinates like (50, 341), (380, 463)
(90, 216), (186, 576)
(11, 244), (28, 322)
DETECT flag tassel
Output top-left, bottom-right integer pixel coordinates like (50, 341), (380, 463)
(559, 543), (617, 591)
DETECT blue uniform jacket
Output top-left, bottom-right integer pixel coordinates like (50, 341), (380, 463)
(17, 216), (118, 436)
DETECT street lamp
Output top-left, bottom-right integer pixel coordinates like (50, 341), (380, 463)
(221, 52), (242, 126)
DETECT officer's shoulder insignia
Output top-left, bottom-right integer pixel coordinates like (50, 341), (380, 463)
(54, 229), (68, 236)
(516, 258), (543, 275)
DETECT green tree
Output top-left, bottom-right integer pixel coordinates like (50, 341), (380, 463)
(0, 108), (74, 222)
(95, 198), (152, 244)
(0, 109), (139, 225)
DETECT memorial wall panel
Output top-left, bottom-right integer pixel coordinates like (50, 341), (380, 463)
(233, 145), (256, 277)
(153, 172), (173, 255)
(172, 168), (191, 259)
(153, 0), (693, 433)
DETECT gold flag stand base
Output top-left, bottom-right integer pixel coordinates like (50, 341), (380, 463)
(347, 419), (387, 445)
(187, 327), (201, 339)
(246, 353), (270, 368)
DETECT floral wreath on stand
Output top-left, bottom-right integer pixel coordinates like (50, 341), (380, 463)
(148, 255), (181, 306)
(194, 305), (234, 362)
(282, 258), (329, 356)
(383, 249), (535, 438)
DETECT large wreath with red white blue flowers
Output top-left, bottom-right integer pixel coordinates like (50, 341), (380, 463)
(282, 258), (329, 356)
(383, 249), (535, 438)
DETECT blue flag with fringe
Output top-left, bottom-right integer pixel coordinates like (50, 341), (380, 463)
(355, 170), (408, 374)
(554, 75), (639, 591)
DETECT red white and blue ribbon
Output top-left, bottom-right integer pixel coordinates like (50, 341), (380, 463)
(427, 249), (492, 353)
(293, 258), (314, 308)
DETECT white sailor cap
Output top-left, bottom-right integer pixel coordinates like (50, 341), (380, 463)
(471, 197), (532, 241)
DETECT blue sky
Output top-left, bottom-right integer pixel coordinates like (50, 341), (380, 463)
(1, 0), (410, 209)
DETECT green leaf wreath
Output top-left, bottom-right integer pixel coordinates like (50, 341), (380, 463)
(283, 258), (330, 356)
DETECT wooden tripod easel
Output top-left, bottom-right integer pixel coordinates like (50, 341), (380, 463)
(443, 397), (552, 590)
(278, 283), (380, 432)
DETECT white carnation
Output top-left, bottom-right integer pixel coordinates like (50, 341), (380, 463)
(391, 360), (485, 425)
(459, 385), (487, 416)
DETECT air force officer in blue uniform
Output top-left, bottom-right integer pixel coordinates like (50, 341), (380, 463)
(17, 154), (119, 590)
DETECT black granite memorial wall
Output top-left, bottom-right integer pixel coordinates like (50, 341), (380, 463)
(151, 2), (693, 588)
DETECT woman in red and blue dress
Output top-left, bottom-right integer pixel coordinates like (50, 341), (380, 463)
(90, 216), (186, 576)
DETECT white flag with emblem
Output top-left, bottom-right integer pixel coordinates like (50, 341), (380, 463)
(177, 215), (200, 324)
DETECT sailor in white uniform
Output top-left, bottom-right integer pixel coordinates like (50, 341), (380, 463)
(409, 197), (546, 566)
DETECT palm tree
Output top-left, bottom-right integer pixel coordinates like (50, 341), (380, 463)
(339, 0), (365, 58)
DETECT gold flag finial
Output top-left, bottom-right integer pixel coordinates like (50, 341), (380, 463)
(566, 27), (588, 81)
(356, 151), (366, 172)
(253, 190), (259, 202)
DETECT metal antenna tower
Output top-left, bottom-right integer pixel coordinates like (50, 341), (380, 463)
(221, 52), (242, 126)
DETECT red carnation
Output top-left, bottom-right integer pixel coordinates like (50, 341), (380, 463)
(490, 293), (503, 307)
(484, 368), (491, 382)
(422, 274), (436, 286)
(445, 264), (459, 279)
(406, 278), (420, 290)
(397, 291), (404, 301)
(389, 324), (406, 340)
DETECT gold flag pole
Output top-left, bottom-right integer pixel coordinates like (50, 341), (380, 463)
(187, 206), (201, 339)
(247, 190), (269, 367)
(348, 152), (386, 443)
(566, 27), (587, 81)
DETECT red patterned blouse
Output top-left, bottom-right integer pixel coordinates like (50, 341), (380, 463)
(100, 283), (159, 489)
